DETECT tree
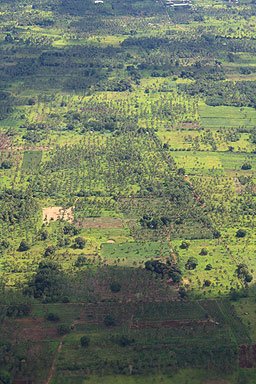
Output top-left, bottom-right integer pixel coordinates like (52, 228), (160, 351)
(110, 282), (121, 293)
(57, 325), (70, 335)
(245, 274), (253, 283)
(177, 168), (185, 175)
(0, 160), (13, 169)
(0, 240), (10, 249)
(118, 335), (134, 347)
(236, 263), (253, 284)
(180, 240), (190, 250)
(29, 260), (64, 299)
(204, 280), (211, 287)
(241, 163), (252, 170)
(38, 229), (48, 241)
(236, 229), (247, 238)
(213, 229), (221, 239)
(75, 255), (87, 267)
(0, 370), (11, 384)
(80, 336), (90, 347)
(145, 260), (182, 283)
(172, 272), (182, 283)
(73, 237), (86, 249)
(104, 315), (116, 326)
(185, 257), (198, 270)
(47, 313), (60, 322)
(6, 304), (31, 318)
(44, 246), (55, 257)
(18, 240), (30, 252)
(205, 264), (212, 271)
(199, 248), (208, 256)
(178, 287), (187, 298)
(230, 288), (240, 301)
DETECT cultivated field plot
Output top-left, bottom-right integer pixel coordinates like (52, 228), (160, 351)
(77, 216), (123, 228)
(22, 150), (42, 170)
(199, 105), (256, 130)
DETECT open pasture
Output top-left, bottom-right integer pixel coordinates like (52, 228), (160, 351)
(101, 241), (170, 267)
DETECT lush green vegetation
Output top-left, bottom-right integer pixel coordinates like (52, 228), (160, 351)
(0, 0), (256, 382)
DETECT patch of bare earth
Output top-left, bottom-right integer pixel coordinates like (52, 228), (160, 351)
(0, 133), (11, 149)
(131, 319), (218, 330)
(4, 318), (58, 342)
(175, 122), (199, 129)
(42, 206), (73, 224)
(77, 217), (123, 228)
(204, 380), (230, 384)
(18, 327), (58, 342)
(107, 239), (115, 243)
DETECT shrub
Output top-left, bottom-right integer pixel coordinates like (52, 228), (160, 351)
(236, 263), (253, 284)
(110, 282), (121, 293)
(172, 272), (182, 283)
(236, 229), (247, 238)
(213, 229), (221, 239)
(205, 264), (213, 271)
(104, 315), (116, 327)
(75, 255), (87, 267)
(185, 257), (198, 270)
(62, 296), (70, 303)
(6, 304), (31, 318)
(44, 246), (56, 257)
(204, 280), (211, 287)
(0, 240), (10, 249)
(230, 289), (240, 301)
(18, 240), (30, 252)
(245, 274), (253, 283)
(73, 237), (86, 249)
(118, 335), (134, 347)
(180, 240), (190, 250)
(57, 324), (70, 335)
(199, 248), (208, 256)
(0, 370), (11, 384)
(63, 223), (79, 236)
(241, 163), (252, 170)
(178, 287), (187, 298)
(0, 159), (13, 169)
(38, 229), (48, 241)
(47, 313), (60, 322)
(80, 336), (90, 347)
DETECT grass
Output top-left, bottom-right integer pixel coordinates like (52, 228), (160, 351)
(22, 150), (42, 169)
(101, 241), (170, 266)
(172, 238), (241, 298)
(51, 371), (236, 384)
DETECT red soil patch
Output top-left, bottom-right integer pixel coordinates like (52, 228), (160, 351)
(77, 217), (123, 228)
(175, 122), (199, 129)
(204, 380), (230, 384)
(14, 317), (44, 326)
(18, 327), (58, 342)
(239, 344), (256, 368)
(9, 146), (50, 151)
(4, 317), (58, 342)
(0, 133), (11, 149)
(131, 319), (218, 330)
